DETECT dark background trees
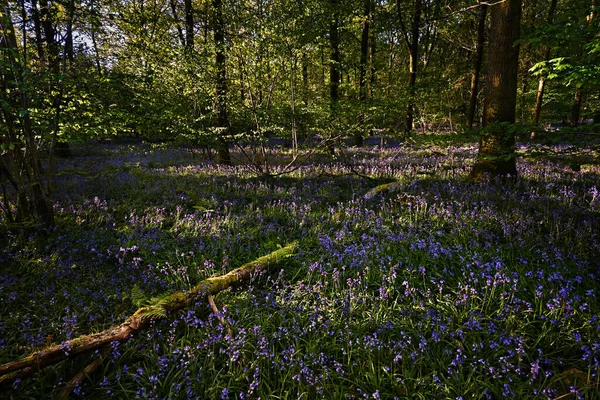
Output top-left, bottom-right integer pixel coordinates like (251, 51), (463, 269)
(1, 0), (599, 221)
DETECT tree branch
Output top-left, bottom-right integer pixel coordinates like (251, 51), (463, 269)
(0, 243), (298, 387)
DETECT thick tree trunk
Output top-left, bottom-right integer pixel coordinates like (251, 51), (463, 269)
(470, 0), (522, 180)
(0, 243), (298, 386)
(213, 0), (231, 165)
(467, 4), (487, 130)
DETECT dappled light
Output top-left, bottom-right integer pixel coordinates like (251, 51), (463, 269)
(2, 136), (600, 398)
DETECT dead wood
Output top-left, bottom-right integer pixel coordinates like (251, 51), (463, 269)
(0, 243), (298, 386)
(55, 345), (111, 400)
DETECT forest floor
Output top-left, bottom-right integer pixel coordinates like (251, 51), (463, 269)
(1, 132), (599, 399)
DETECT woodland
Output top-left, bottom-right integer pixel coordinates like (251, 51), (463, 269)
(1, 0), (600, 398)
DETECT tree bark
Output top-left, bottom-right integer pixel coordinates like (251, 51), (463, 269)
(302, 51), (309, 106)
(532, 0), (556, 124)
(533, 73), (547, 124)
(185, 0), (194, 50)
(467, 4), (487, 130)
(0, 243), (298, 386)
(328, 5), (340, 154)
(369, 15), (376, 99)
(169, 0), (186, 46)
(38, 0), (59, 73)
(213, 0), (231, 165)
(470, 0), (522, 180)
(569, 87), (583, 127)
(398, 0), (422, 136)
(30, 0), (46, 64)
(355, 0), (371, 147)
(0, 0), (55, 225)
(329, 12), (340, 109)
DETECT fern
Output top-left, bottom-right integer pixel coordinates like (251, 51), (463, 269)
(131, 284), (148, 308)
(136, 305), (168, 319)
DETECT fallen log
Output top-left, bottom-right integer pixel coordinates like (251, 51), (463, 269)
(0, 242), (298, 386)
(363, 180), (404, 199)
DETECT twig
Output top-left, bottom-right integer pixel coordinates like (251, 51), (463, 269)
(207, 294), (233, 337)
(55, 345), (111, 400)
(552, 393), (576, 400)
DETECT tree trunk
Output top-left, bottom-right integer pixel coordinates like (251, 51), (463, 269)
(329, 13), (340, 109)
(38, 0), (59, 73)
(30, 0), (46, 63)
(302, 51), (309, 106)
(569, 87), (583, 127)
(0, 0), (55, 225)
(532, 0), (557, 124)
(398, 0), (422, 136)
(470, 0), (522, 180)
(369, 14), (376, 99)
(169, 0), (186, 46)
(328, 6), (340, 154)
(185, 0), (194, 51)
(467, 4), (487, 130)
(355, 0), (371, 147)
(533, 76), (546, 124)
(387, 38), (393, 97)
(213, 0), (231, 165)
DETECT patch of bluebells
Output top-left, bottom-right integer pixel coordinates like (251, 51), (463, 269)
(1, 142), (600, 398)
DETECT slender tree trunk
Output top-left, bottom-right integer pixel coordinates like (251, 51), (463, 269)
(184, 0), (194, 51)
(0, 0), (54, 224)
(355, 0), (371, 147)
(30, 0), (46, 64)
(568, 0), (594, 127)
(387, 39), (393, 97)
(328, 6), (340, 154)
(169, 0), (186, 46)
(329, 14), (340, 109)
(470, 0), (522, 180)
(65, 0), (75, 62)
(533, 0), (559, 123)
(399, 0), (422, 136)
(213, 0), (231, 165)
(369, 14), (376, 98)
(570, 87), (583, 127)
(533, 75), (546, 124)
(38, 0), (59, 73)
(290, 56), (298, 153)
(321, 45), (326, 91)
(302, 51), (309, 106)
(467, 4), (487, 130)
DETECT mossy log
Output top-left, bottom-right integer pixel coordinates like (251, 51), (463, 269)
(0, 243), (298, 386)
(363, 180), (404, 199)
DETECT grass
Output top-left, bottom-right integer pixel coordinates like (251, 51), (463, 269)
(1, 135), (599, 399)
